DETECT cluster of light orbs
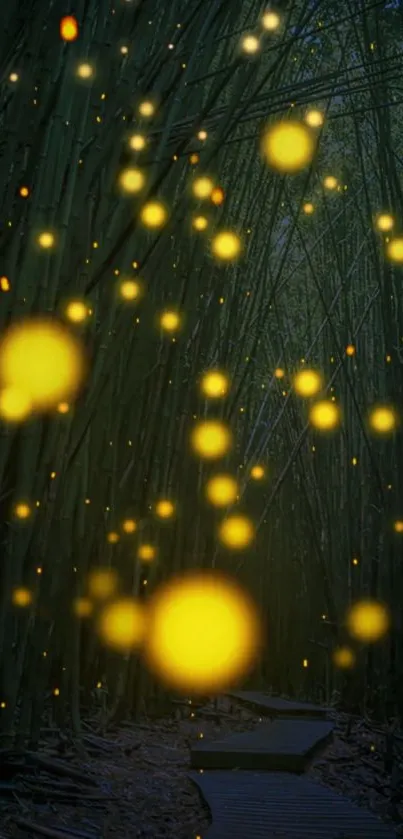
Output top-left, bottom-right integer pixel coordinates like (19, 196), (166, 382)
(0, 318), (86, 421)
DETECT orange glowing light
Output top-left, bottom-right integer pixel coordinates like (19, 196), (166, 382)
(60, 15), (79, 42)
(211, 187), (225, 206)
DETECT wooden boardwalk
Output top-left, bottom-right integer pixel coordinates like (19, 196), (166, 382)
(227, 690), (328, 718)
(190, 692), (397, 838)
(191, 718), (333, 772)
(189, 770), (397, 838)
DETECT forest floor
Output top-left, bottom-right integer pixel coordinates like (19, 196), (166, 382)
(1, 696), (402, 839)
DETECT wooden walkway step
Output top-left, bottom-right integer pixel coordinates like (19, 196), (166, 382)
(227, 691), (328, 718)
(189, 770), (397, 839)
(190, 718), (333, 772)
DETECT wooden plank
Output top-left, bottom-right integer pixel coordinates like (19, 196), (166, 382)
(190, 718), (333, 772)
(189, 770), (397, 839)
(227, 691), (328, 718)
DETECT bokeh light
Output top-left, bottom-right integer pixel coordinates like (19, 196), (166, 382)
(333, 646), (355, 669)
(261, 121), (315, 173)
(0, 386), (33, 422)
(155, 499), (175, 519)
(12, 587), (33, 607)
(309, 400), (340, 431)
(211, 231), (242, 261)
(98, 598), (145, 650)
(118, 167), (145, 194)
(250, 464), (265, 480)
(200, 370), (229, 398)
(368, 405), (397, 434)
(0, 318), (86, 411)
(143, 570), (262, 693)
(192, 177), (214, 199)
(293, 369), (323, 397)
(205, 474), (238, 506)
(386, 238), (403, 263)
(346, 600), (390, 642)
(140, 201), (167, 228)
(218, 514), (255, 549)
(190, 419), (232, 459)
(88, 568), (118, 600)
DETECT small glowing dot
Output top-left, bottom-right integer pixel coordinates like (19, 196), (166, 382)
(140, 201), (167, 228)
(346, 344), (355, 356)
(160, 310), (180, 332)
(118, 168), (145, 194)
(250, 465), (265, 480)
(303, 202), (314, 214)
(9, 72), (19, 83)
(193, 215), (208, 231)
(197, 130), (208, 141)
(19, 186), (30, 198)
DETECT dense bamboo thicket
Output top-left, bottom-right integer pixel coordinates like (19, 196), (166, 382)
(0, 0), (403, 745)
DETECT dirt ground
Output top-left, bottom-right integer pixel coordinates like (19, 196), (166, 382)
(0, 696), (401, 839)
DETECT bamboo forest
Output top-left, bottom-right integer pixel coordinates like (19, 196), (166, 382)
(0, 0), (402, 837)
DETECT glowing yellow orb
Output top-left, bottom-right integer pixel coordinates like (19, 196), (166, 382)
(250, 465), (265, 480)
(293, 368), (322, 397)
(122, 518), (137, 534)
(37, 231), (55, 249)
(346, 344), (355, 356)
(138, 101), (155, 117)
(14, 502), (31, 519)
(118, 168), (145, 194)
(261, 11), (280, 30)
(155, 499), (175, 519)
(205, 474), (238, 507)
(309, 400), (340, 431)
(192, 177), (214, 199)
(193, 215), (208, 231)
(65, 300), (88, 323)
(241, 34), (260, 54)
(129, 134), (146, 151)
(73, 597), (93, 617)
(197, 130), (208, 141)
(88, 568), (118, 600)
(393, 520), (403, 533)
(346, 600), (390, 642)
(368, 405), (397, 434)
(376, 214), (394, 232)
(303, 202), (314, 214)
(200, 370), (229, 398)
(143, 571), (261, 693)
(274, 367), (284, 378)
(0, 386), (33, 422)
(107, 531), (120, 544)
(140, 201), (167, 228)
(386, 238), (403, 263)
(218, 515), (255, 549)
(211, 187), (225, 206)
(191, 419), (232, 459)
(333, 647), (355, 669)
(160, 310), (180, 332)
(138, 544), (156, 562)
(261, 120), (315, 173)
(323, 175), (338, 190)
(98, 598), (145, 650)
(119, 279), (141, 301)
(60, 15), (79, 41)
(305, 109), (324, 128)
(211, 231), (242, 261)
(0, 318), (86, 410)
(77, 63), (93, 79)
(12, 587), (32, 607)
